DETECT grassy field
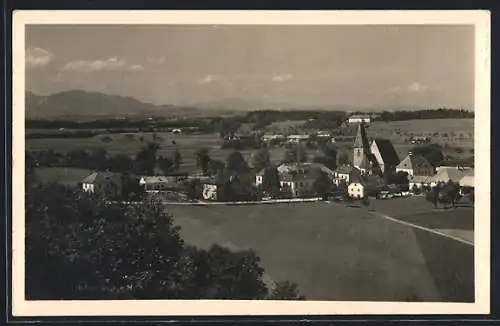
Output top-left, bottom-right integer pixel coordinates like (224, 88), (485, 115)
(29, 167), (94, 187)
(369, 119), (474, 146)
(26, 118), (474, 172)
(165, 197), (474, 302)
(26, 132), (319, 172)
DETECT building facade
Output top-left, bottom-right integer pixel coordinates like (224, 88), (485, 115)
(81, 171), (123, 198)
(396, 152), (434, 177)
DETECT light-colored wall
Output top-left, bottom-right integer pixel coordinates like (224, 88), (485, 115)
(202, 184), (218, 200)
(348, 183), (365, 198)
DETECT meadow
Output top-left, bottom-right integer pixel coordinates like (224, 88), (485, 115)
(26, 132), (319, 172)
(26, 118), (474, 172)
(165, 197), (474, 302)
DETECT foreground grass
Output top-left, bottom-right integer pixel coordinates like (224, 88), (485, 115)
(166, 200), (474, 302)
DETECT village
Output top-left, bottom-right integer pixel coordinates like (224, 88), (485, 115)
(72, 114), (474, 209)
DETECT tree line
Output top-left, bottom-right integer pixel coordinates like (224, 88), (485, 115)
(26, 183), (305, 300)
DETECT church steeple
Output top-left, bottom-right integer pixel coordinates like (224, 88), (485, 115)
(353, 123), (371, 172)
(353, 123), (370, 150)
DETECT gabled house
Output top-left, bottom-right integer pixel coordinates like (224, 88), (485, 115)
(333, 164), (361, 185)
(347, 174), (384, 199)
(430, 166), (473, 187)
(81, 171), (123, 198)
(139, 175), (187, 192)
(256, 162), (335, 198)
(396, 152), (434, 177)
(370, 138), (400, 175)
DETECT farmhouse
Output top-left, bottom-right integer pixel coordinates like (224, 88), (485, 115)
(348, 115), (371, 124)
(408, 175), (433, 190)
(396, 152), (434, 177)
(333, 164), (361, 185)
(256, 162), (335, 197)
(81, 171), (123, 198)
(202, 179), (220, 201)
(459, 173), (474, 194)
(370, 138), (400, 175)
(139, 175), (187, 192)
(287, 134), (310, 143)
(430, 166), (473, 187)
(348, 175), (384, 199)
(262, 133), (286, 142)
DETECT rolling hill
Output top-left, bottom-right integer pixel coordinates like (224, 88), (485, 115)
(25, 90), (203, 120)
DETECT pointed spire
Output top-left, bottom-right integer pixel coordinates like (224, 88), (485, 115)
(353, 123), (370, 149)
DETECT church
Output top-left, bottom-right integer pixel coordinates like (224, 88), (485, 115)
(352, 123), (400, 177)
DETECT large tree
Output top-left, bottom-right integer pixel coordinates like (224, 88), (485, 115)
(251, 147), (271, 172)
(260, 166), (281, 197)
(311, 169), (334, 199)
(173, 148), (182, 171)
(25, 184), (304, 300)
(195, 148), (211, 175)
(226, 151), (249, 173)
(134, 142), (159, 175)
(313, 145), (337, 170)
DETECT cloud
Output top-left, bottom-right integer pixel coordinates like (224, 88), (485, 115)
(390, 82), (437, 93)
(147, 56), (166, 65)
(198, 75), (220, 84)
(26, 47), (54, 68)
(62, 57), (144, 72)
(272, 73), (293, 82)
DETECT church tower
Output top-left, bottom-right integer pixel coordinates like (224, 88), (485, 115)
(353, 123), (371, 172)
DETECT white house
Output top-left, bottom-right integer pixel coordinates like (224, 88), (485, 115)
(286, 134), (310, 143)
(256, 162), (335, 197)
(139, 175), (187, 192)
(348, 182), (366, 199)
(348, 115), (371, 124)
(430, 166), (473, 187)
(81, 171), (123, 198)
(202, 182), (219, 201)
(348, 175), (384, 199)
(396, 152), (434, 177)
(408, 175), (433, 190)
(333, 164), (360, 185)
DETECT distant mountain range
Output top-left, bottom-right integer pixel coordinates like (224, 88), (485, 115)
(25, 90), (203, 120)
(25, 90), (463, 120)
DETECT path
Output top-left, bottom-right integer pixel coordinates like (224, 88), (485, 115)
(326, 201), (474, 246)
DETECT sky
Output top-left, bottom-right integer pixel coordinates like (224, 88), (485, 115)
(25, 24), (474, 109)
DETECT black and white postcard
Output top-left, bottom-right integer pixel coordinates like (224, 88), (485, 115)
(11, 10), (491, 317)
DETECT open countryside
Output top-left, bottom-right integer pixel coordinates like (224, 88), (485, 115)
(167, 197), (473, 301)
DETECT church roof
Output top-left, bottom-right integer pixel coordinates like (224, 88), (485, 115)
(372, 138), (400, 166)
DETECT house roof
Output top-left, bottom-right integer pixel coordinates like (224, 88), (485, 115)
(408, 175), (433, 184)
(353, 123), (370, 149)
(81, 171), (120, 184)
(459, 175), (474, 187)
(274, 162), (334, 183)
(432, 167), (473, 184)
(349, 115), (370, 120)
(140, 176), (180, 184)
(349, 174), (383, 187)
(335, 164), (355, 175)
(396, 154), (431, 170)
(372, 138), (400, 166)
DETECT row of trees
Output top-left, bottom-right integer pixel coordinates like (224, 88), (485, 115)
(26, 142), (183, 176)
(26, 183), (305, 300)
